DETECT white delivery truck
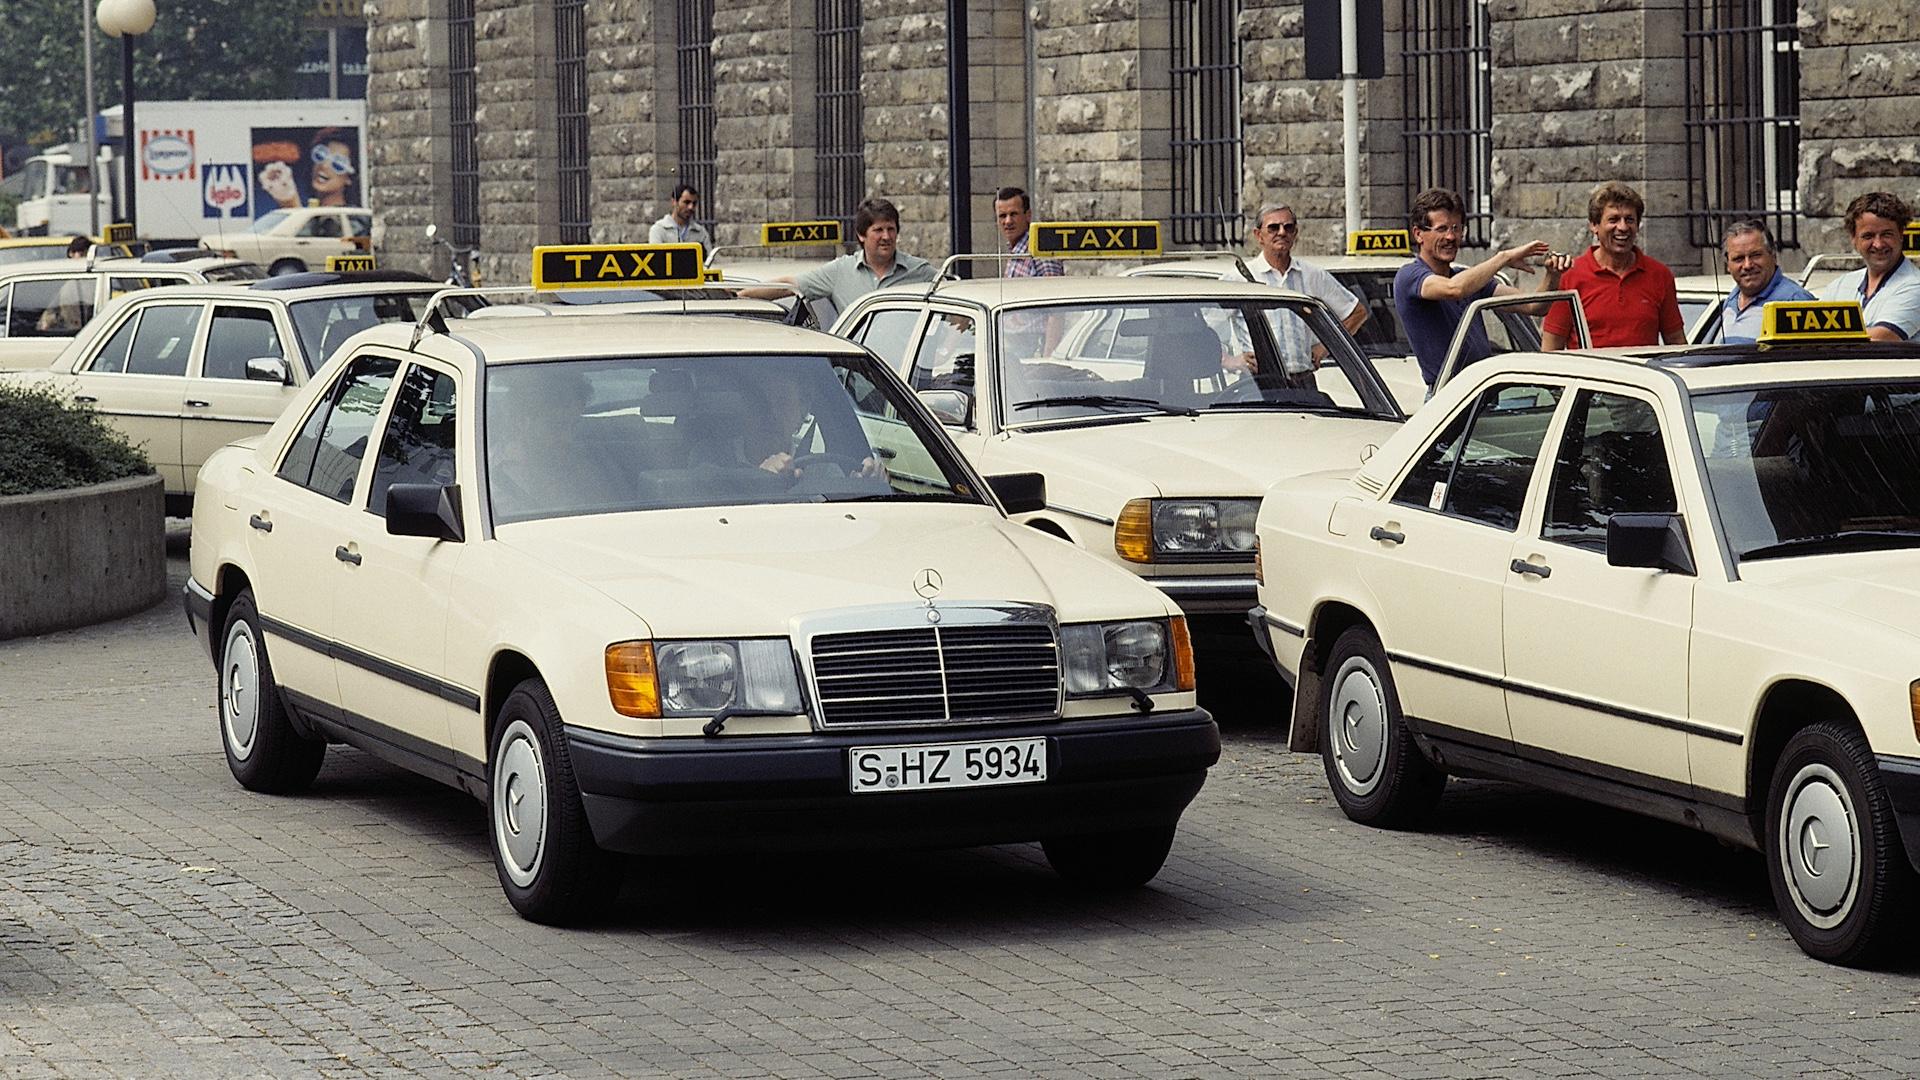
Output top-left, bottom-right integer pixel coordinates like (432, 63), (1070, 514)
(12, 99), (367, 246)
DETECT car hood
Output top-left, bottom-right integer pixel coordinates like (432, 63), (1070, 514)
(493, 502), (1173, 637)
(1002, 410), (1399, 498)
(1738, 550), (1920, 640)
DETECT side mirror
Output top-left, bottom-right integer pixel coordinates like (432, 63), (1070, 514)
(986, 472), (1047, 516)
(386, 483), (465, 542)
(917, 388), (972, 427)
(1606, 512), (1695, 575)
(245, 356), (292, 384)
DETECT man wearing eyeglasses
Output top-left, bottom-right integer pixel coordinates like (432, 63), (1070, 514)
(1394, 187), (1570, 389)
(1221, 203), (1366, 378)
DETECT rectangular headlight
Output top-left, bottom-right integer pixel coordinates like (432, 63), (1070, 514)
(1061, 620), (1180, 697)
(643, 639), (804, 718)
(1150, 498), (1260, 556)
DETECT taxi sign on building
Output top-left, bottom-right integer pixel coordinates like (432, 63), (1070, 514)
(1758, 300), (1868, 343)
(1028, 221), (1162, 258)
(102, 222), (135, 244)
(326, 254), (377, 272)
(531, 243), (706, 290)
(1346, 229), (1412, 257)
(761, 221), (842, 246)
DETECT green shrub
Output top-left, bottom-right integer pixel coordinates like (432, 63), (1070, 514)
(0, 381), (151, 496)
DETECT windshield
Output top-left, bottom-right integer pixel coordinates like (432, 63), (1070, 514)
(1695, 382), (1920, 562)
(992, 298), (1388, 423)
(287, 292), (471, 372)
(249, 210), (292, 234)
(0, 243), (68, 267)
(1331, 270), (1411, 359)
(485, 354), (984, 524)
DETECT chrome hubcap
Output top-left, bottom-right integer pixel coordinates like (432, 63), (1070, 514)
(492, 720), (548, 888)
(1780, 763), (1859, 928)
(221, 623), (260, 761)
(1329, 656), (1388, 795)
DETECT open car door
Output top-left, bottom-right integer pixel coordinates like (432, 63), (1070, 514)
(1432, 289), (1589, 392)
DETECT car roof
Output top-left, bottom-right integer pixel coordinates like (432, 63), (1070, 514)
(393, 311), (870, 364)
(95, 279), (447, 305)
(95, 255), (256, 273)
(0, 237), (70, 250)
(1487, 341), (1920, 391)
(467, 297), (789, 319)
(865, 275), (1320, 308)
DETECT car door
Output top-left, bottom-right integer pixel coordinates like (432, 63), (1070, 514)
(901, 308), (993, 461)
(1501, 384), (1695, 787)
(330, 357), (464, 762)
(1343, 379), (1568, 749)
(246, 353), (403, 708)
(180, 303), (305, 490)
(1435, 292), (1591, 391)
(68, 301), (204, 491)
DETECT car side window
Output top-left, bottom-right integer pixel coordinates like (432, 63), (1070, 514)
(276, 355), (400, 501)
(348, 214), (372, 238)
(1390, 382), (1563, 530)
(367, 365), (459, 517)
(1541, 390), (1677, 550)
(110, 274), (187, 298)
(85, 313), (141, 373)
(852, 308), (921, 371)
(9, 277), (97, 338)
(124, 303), (204, 376)
(202, 307), (286, 381)
(907, 314), (976, 392)
(0, 284), (10, 337)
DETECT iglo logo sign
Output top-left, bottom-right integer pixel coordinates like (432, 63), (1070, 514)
(141, 130), (198, 181)
(201, 164), (250, 218)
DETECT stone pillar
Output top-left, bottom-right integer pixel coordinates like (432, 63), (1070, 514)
(712, 0), (802, 248)
(863, 0), (952, 258)
(587, 3), (664, 242)
(473, 0), (550, 285)
(1029, 1), (1167, 243)
(967, 0), (1032, 257)
(1797, 5), (1920, 257)
(365, 0), (448, 277)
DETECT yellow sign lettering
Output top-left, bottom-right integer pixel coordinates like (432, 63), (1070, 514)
(531, 243), (707, 290)
(761, 220), (843, 246)
(1758, 300), (1867, 343)
(565, 253), (591, 276)
(1028, 220), (1162, 259)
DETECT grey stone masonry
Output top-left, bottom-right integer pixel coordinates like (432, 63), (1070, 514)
(710, 0), (803, 250)
(365, 0), (445, 278)
(863, 0), (953, 258)
(1028, 1), (1168, 233)
(473, 0), (553, 285)
(584, 1), (661, 244)
(1797, 7), (1920, 258)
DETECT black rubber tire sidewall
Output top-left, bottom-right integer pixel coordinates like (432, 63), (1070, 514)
(489, 678), (618, 925)
(1318, 625), (1443, 828)
(218, 591), (325, 794)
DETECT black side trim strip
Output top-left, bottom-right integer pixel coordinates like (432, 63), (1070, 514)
(1388, 650), (1743, 745)
(259, 613), (482, 713)
(1259, 610), (1305, 638)
(283, 687), (486, 789)
(1414, 716), (1749, 815)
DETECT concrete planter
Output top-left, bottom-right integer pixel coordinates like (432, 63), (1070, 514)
(0, 473), (166, 640)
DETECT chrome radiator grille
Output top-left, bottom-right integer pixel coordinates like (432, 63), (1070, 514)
(809, 621), (1061, 729)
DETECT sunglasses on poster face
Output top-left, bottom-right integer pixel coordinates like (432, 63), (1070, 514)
(311, 144), (356, 176)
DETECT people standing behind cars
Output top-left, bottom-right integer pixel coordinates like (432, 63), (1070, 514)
(647, 184), (712, 254)
(1541, 181), (1685, 350)
(745, 197), (935, 310)
(1222, 202), (1369, 379)
(1819, 191), (1920, 342)
(1715, 220), (1813, 344)
(34, 235), (98, 333)
(65, 234), (90, 258)
(994, 187), (1064, 278)
(1393, 187), (1569, 390)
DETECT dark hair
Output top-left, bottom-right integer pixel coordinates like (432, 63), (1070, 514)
(1587, 181), (1644, 224)
(66, 234), (91, 256)
(854, 197), (901, 237)
(1408, 188), (1464, 232)
(1721, 219), (1777, 255)
(994, 187), (1030, 213)
(1844, 191), (1913, 235)
(671, 183), (699, 201)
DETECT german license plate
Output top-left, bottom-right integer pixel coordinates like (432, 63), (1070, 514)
(848, 737), (1047, 794)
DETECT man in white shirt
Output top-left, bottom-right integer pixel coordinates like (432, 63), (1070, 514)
(1222, 203), (1368, 377)
(1818, 191), (1920, 342)
(647, 184), (712, 254)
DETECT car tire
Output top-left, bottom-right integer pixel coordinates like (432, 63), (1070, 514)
(1765, 722), (1916, 966)
(489, 677), (619, 925)
(1319, 625), (1444, 827)
(269, 258), (306, 276)
(1042, 825), (1177, 890)
(218, 590), (326, 794)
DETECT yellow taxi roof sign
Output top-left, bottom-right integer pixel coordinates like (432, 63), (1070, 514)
(102, 222), (135, 244)
(1904, 222), (1920, 256)
(761, 221), (842, 246)
(1758, 300), (1868, 343)
(531, 243), (706, 290)
(327, 254), (377, 272)
(1029, 221), (1162, 259)
(701, 268), (724, 282)
(1347, 229), (1412, 257)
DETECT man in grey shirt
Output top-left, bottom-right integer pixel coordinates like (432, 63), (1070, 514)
(647, 184), (712, 254)
(748, 197), (934, 310)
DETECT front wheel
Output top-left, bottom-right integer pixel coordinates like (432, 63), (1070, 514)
(1319, 625), (1444, 827)
(1042, 825), (1177, 890)
(219, 590), (326, 793)
(1765, 722), (1915, 966)
(490, 678), (619, 924)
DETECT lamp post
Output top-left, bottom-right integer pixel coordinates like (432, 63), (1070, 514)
(95, 0), (156, 236)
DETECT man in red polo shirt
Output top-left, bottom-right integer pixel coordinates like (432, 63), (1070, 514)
(1541, 181), (1686, 349)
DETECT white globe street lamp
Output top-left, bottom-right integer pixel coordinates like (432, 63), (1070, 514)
(97, 0), (157, 235)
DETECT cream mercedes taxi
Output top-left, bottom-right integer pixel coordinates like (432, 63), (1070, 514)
(1249, 299), (1920, 965)
(183, 246), (1221, 924)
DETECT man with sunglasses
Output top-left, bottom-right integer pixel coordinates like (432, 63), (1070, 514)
(1221, 203), (1366, 377)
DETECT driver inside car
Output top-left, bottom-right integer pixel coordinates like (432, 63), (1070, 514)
(746, 364), (888, 483)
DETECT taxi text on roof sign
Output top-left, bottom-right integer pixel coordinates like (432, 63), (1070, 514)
(102, 222), (135, 244)
(761, 221), (842, 246)
(1758, 300), (1868, 343)
(327, 254), (377, 272)
(531, 243), (706, 290)
(1347, 229), (1412, 257)
(1028, 221), (1162, 258)
(1905, 223), (1920, 256)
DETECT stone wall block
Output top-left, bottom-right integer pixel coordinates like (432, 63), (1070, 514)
(1803, 4), (1910, 46)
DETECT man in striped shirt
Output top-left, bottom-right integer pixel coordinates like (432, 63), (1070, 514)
(996, 188), (1065, 278)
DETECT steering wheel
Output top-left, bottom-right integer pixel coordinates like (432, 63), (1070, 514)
(786, 452), (870, 477)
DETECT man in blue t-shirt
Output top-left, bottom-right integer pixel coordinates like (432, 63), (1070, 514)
(1394, 188), (1571, 390)
(1716, 220), (1812, 344)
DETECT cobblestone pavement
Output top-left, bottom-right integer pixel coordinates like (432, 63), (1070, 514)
(1, 554), (1916, 1078)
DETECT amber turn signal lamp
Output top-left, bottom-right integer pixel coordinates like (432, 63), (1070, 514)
(1115, 498), (1154, 563)
(1910, 681), (1920, 743)
(605, 641), (662, 718)
(1171, 616), (1197, 692)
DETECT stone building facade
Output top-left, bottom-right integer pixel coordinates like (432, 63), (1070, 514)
(364, 1), (1920, 285)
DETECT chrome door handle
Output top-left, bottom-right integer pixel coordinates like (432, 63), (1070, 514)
(74, 394), (98, 404)
(248, 514), (273, 533)
(1369, 526), (1405, 544)
(334, 545), (362, 566)
(1509, 558), (1551, 579)
(184, 399), (211, 407)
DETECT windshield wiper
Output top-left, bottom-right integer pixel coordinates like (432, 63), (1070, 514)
(1204, 400), (1349, 413)
(1738, 529), (1920, 561)
(835, 491), (974, 503)
(1011, 395), (1198, 417)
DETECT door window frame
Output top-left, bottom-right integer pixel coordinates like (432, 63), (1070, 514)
(1388, 376), (1570, 533)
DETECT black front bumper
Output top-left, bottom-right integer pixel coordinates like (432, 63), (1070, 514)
(568, 709), (1220, 855)
(1878, 754), (1920, 876)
